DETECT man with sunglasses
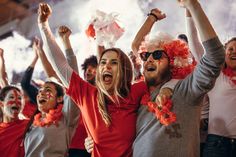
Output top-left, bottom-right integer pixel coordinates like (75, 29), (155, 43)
(132, 0), (225, 157)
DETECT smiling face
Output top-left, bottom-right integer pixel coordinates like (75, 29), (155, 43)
(225, 40), (236, 70)
(98, 50), (119, 93)
(0, 88), (22, 122)
(84, 65), (97, 85)
(37, 82), (60, 114)
(142, 46), (170, 87)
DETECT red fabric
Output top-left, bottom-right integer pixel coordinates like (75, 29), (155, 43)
(69, 116), (88, 149)
(66, 72), (147, 157)
(86, 24), (96, 38)
(22, 101), (37, 119)
(0, 120), (29, 157)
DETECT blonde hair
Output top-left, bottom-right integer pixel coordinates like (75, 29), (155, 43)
(96, 48), (133, 126)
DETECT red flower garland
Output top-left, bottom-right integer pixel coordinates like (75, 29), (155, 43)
(223, 67), (236, 85)
(140, 93), (176, 126)
(33, 104), (63, 127)
(163, 40), (196, 79)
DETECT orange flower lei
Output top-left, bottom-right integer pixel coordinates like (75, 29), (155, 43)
(33, 104), (63, 127)
(141, 93), (176, 126)
(223, 67), (236, 85)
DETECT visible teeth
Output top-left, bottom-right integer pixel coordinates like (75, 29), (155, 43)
(103, 72), (112, 76)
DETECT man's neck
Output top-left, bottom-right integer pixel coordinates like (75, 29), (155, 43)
(148, 80), (168, 93)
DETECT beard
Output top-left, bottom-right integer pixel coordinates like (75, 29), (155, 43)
(145, 67), (171, 87)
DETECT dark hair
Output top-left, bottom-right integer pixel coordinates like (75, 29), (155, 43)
(225, 37), (236, 48)
(81, 55), (98, 72)
(44, 81), (64, 98)
(0, 85), (21, 101)
(178, 34), (188, 43)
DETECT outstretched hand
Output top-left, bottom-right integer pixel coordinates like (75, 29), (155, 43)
(32, 37), (43, 58)
(38, 3), (52, 23)
(58, 26), (72, 41)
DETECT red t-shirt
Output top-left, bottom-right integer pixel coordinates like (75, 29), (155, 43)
(22, 101), (37, 119)
(0, 119), (29, 157)
(67, 72), (147, 157)
(69, 116), (88, 149)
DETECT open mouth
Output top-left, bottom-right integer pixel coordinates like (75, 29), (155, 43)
(102, 72), (113, 84)
(146, 65), (156, 72)
(230, 56), (236, 60)
(38, 99), (47, 104)
(11, 106), (20, 113)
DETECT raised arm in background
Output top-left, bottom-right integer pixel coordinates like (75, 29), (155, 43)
(179, 0), (217, 42)
(185, 9), (204, 62)
(58, 25), (79, 73)
(131, 8), (166, 55)
(34, 37), (59, 80)
(0, 48), (9, 87)
(20, 41), (39, 104)
(38, 3), (73, 88)
(97, 45), (105, 61)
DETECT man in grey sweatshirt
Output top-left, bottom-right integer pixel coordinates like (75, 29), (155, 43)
(132, 0), (225, 157)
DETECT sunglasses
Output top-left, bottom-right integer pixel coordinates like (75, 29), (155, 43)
(140, 50), (167, 61)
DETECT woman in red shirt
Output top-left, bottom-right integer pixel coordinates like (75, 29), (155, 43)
(0, 85), (28, 157)
(38, 3), (147, 157)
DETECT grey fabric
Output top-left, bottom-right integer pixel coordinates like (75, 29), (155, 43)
(24, 43), (80, 157)
(133, 37), (225, 157)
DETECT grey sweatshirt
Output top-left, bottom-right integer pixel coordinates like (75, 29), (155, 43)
(133, 37), (225, 157)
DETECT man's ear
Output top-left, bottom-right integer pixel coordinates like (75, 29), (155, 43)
(56, 96), (63, 104)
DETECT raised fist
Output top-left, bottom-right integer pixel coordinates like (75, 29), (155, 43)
(150, 8), (166, 21)
(38, 3), (52, 23)
(58, 26), (72, 40)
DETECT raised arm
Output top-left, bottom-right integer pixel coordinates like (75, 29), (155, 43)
(20, 43), (39, 104)
(38, 3), (73, 88)
(58, 25), (79, 73)
(175, 0), (225, 103)
(0, 48), (9, 87)
(97, 45), (105, 61)
(185, 9), (204, 62)
(179, 0), (217, 42)
(33, 37), (59, 80)
(131, 8), (166, 55)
